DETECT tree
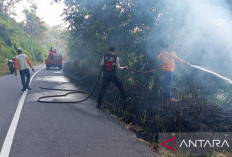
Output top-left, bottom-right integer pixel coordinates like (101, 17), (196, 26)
(0, 0), (22, 14)
(55, 0), (232, 135)
(23, 5), (47, 42)
(42, 25), (68, 56)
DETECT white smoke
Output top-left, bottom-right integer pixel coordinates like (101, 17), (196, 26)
(149, 0), (232, 73)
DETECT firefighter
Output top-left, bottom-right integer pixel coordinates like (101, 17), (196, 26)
(49, 47), (54, 60)
(157, 44), (189, 102)
(97, 47), (128, 108)
(15, 49), (35, 91)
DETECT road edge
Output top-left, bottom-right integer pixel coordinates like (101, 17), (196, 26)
(0, 68), (44, 157)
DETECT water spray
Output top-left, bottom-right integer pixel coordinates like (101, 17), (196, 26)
(189, 64), (232, 85)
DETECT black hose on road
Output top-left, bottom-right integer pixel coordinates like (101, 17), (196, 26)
(37, 70), (103, 103)
(37, 68), (156, 104)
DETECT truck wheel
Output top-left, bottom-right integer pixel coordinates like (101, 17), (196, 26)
(46, 65), (50, 70)
(59, 65), (62, 70)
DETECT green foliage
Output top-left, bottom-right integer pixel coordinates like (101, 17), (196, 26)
(61, 0), (164, 106)
(42, 26), (68, 56)
(61, 0), (232, 136)
(0, 12), (46, 64)
(0, 0), (22, 14)
(23, 9), (47, 41)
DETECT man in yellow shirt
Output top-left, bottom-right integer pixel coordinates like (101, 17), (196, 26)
(157, 45), (189, 101)
(15, 49), (35, 91)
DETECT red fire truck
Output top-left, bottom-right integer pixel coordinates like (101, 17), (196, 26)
(45, 53), (62, 70)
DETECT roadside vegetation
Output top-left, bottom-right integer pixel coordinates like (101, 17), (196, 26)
(0, 12), (46, 76)
(0, 2), (67, 76)
(0, 12), (46, 63)
(1, 0), (232, 155)
(59, 0), (232, 155)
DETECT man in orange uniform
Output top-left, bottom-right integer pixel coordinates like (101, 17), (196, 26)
(157, 45), (189, 101)
(15, 49), (35, 91)
(49, 47), (54, 60)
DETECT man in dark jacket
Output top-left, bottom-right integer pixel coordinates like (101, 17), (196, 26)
(97, 47), (128, 108)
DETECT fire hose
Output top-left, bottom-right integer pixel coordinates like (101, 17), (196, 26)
(37, 68), (156, 103)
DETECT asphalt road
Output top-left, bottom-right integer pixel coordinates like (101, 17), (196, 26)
(0, 66), (159, 157)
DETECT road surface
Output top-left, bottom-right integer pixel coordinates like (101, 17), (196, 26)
(0, 65), (159, 157)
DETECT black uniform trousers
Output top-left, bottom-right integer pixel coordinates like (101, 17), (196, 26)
(98, 71), (126, 105)
(19, 68), (31, 90)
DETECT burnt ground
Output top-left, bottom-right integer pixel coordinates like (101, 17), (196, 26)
(64, 63), (232, 149)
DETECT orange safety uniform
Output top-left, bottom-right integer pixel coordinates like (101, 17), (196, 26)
(50, 50), (54, 55)
(157, 51), (185, 72)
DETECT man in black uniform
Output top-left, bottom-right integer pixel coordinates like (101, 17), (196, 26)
(97, 47), (128, 108)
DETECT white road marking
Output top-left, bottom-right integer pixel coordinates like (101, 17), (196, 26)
(0, 68), (44, 157)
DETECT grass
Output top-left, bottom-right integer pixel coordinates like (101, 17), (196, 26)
(0, 64), (9, 76)
(32, 61), (44, 66)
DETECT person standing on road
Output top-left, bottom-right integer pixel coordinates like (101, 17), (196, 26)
(157, 44), (189, 102)
(97, 47), (128, 108)
(15, 49), (35, 91)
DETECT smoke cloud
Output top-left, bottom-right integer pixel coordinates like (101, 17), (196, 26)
(148, 0), (232, 75)
(64, 0), (232, 76)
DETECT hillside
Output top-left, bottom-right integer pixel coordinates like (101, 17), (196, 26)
(0, 12), (46, 75)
